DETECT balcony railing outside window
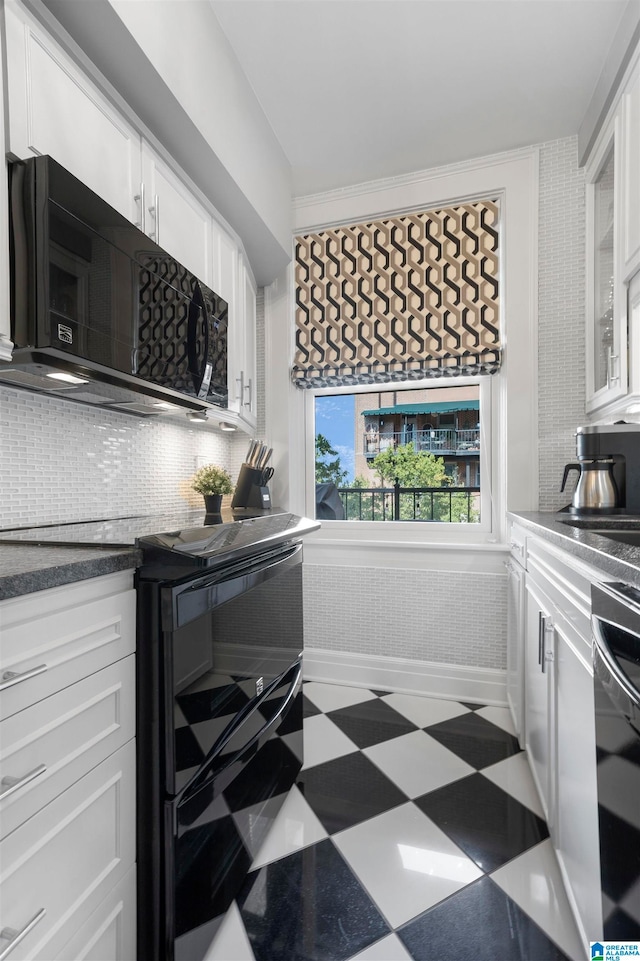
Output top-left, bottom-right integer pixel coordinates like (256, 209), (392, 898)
(364, 429), (480, 456)
(338, 484), (480, 522)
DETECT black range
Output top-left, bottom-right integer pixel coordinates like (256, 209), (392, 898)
(1, 509), (320, 960)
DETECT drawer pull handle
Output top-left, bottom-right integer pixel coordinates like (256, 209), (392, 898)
(0, 764), (47, 802)
(0, 908), (46, 959)
(0, 664), (47, 692)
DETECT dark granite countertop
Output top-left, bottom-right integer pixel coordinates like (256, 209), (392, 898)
(509, 511), (640, 588)
(0, 544), (142, 600)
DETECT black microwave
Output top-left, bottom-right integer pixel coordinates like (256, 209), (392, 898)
(4, 155), (228, 414)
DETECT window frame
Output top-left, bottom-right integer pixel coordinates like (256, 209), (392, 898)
(304, 374), (499, 544)
(267, 146), (539, 555)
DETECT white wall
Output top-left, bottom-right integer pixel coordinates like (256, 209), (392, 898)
(538, 137), (587, 510)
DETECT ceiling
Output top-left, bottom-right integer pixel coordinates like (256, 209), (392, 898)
(211, 0), (628, 197)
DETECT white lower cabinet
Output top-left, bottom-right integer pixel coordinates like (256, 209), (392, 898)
(523, 573), (556, 823)
(554, 618), (602, 945)
(0, 740), (135, 960)
(57, 867), (136, 961)
(512, 526), (604, 949)
(0, 572), (137, 961)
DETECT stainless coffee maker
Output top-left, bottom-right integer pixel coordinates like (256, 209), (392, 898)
(561, 423), (640, 515)
(561, 458), (618, 512)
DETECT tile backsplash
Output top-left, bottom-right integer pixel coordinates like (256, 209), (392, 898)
(0, 385), (232, 528)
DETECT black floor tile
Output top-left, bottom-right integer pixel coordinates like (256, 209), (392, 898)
(303, 694), (322, 718)
(398, 876), (571, 961)
(426, 711), (520, 769)
(414, 772), (548, 873)
(327, 698), (417, 748)
(297, 751), (408, 834)
(237, 838), (390, 961)
(460, 701), (484, 711)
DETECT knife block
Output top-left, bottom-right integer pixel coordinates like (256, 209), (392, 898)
(231, 464), (271, 510)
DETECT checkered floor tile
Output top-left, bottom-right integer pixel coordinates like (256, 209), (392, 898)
(203, 683), (586, 961)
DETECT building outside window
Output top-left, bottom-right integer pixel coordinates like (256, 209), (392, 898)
(314, 382), (483, 524)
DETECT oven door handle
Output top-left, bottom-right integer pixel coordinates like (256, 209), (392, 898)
(174, 543), (302, 629)
(178, 659), (302, 804)
(593, 617), (640, 731)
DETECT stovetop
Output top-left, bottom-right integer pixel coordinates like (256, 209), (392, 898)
(0, 508), (321, 566)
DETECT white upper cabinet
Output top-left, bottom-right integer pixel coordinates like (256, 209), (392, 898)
(3, 0), (260, 425)
(235, 254), (258, 430)
(140, 140), (213, 284)
(4, 0), (141, 223)
(621, 60), (640, 281)
(586, 48), (640, 416)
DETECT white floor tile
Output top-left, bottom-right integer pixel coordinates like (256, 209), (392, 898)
(364, 729), (474, 798)
(475, 705), (517, 736)
(348, 932), (414, 960)
(333, 801), (482, 929)
(381, 692), (470, 728)
(204, 902), (255, 961)
(248, 785), (328, 869)
(302, 712), (359, 768)
(490, 839), (586, 961)
(481, 752), (545, 819)
(304, 681), (377, 713)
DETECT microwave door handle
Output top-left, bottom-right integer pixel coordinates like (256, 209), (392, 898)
(187, 286), (209, 391)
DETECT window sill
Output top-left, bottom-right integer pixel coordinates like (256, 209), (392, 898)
(303, 526), (509, 573)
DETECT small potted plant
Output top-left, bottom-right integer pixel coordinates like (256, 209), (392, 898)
(191, 464), (234, 515)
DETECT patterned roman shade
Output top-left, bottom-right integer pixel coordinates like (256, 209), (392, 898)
(292, 200), (500, 388)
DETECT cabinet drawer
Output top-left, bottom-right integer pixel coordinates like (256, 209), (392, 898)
(0, 572), (135, 721)
(526, 535), (600, 657)
(0, 740), (135, 961)
(56, 865), (136, 961)
(508, 521), (527, 568)
(0, 656), (135, 838)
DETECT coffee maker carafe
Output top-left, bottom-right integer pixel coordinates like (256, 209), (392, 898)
(561, 458), (619, 512)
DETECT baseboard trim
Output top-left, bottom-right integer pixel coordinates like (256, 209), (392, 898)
(303, 647), (507, 706)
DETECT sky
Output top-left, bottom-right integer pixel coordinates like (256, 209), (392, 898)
(315, 394), (356, 483)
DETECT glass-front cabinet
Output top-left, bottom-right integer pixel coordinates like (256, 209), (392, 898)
(586, 48), (640, 417)
(592, 146), (616, 395)
(586, 119), (627, 413)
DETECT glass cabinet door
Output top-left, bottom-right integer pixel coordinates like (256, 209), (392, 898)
(592, 146), (616, 394)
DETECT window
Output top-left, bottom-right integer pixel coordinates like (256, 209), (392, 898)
(311, 380), (490, 526)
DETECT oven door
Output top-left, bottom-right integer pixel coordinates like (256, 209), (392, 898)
(164, 543), (303, 796)
(169, 656), (303, 961)
(592, 581), (640, 939)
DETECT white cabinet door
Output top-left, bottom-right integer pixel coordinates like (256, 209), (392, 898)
(0, 740), (135, 961)
(585, 120), (628, 413)
(56, 866), (136, 961)
(226, 248), (257, 428)
(506, 557), (525, 744)
(240, 258), (258, 427)
(555, 620), (602, 946)
(141, 140), (212, 284)
(621, 60), (640, 281)
(4, 0), (141, 222)
(523, 576), (555, 822)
